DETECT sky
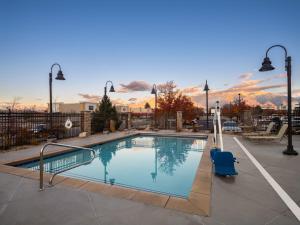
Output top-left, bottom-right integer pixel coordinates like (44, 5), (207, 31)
(0, 0), (300, 110)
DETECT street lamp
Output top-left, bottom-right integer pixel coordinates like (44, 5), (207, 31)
(259, 44), (298, 155)
(203, 80), (210, 129)
(104, 80), (115, 97)
(151, 84), (158, 128)
(238, 93), (241, 121)
(49, 63), (65, 136)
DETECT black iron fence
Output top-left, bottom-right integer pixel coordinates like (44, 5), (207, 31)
(0, 111), (82, 150)
(131, 113), (153, 130)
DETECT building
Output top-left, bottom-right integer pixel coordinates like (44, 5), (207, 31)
(277, 104), (287, 110)
(130, 107), (153, 114)
(115, 105), (153, 114)
(49, 102), (98, 113)
(48, 102), (155, 117)
(261, 105), (276, 110)
(115, 105), (129, 114)
(294, 103), (300, 116)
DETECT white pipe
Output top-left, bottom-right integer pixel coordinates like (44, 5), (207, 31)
(213, 110), (217, 147)
(216, 101), (224, 151)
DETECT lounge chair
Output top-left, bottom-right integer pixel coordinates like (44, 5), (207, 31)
(245, 124), (288, 141)
(213, 151), (238, 176)
(242, 122), (275, 136)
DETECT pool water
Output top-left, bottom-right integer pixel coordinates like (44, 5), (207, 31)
(18, 135), (206, 198)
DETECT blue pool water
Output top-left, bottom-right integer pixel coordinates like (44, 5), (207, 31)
(18, 135), (206, 198)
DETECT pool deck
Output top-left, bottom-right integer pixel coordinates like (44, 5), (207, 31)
(0, 131), (299, 225)
(0, 131), (212, 216)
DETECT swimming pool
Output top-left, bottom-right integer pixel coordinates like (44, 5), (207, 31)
(18, 135), (206, 198)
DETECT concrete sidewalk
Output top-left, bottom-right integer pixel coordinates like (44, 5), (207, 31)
(0, 134), (299, 225)
(202, 135), (299, 225)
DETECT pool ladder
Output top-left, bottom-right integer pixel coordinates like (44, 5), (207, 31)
(39, 143), (96, 191)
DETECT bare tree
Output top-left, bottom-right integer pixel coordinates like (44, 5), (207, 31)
(157, 81), (177, 95)
(0, 97), (22, 111)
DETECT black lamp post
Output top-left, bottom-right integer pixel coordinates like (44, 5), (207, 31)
(236, 93), (244, 121)
(203, 80), (210, 129)
(259, 45), (298, 155)
(104, 80), (115, 97)
(238, 93), (241, 121)
(151, 84), (158, 128)
(49, 63), (65, 136)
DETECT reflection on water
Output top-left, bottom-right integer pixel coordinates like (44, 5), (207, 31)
(93, 136), (206, 185)
(18, 135), (206, 197)
(156, 138), (190, 175)
(21, 149), (93, 173)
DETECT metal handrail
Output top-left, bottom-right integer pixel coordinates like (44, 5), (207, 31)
(40, 143), (96, 190)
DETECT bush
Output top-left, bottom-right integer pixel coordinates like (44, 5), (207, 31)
(92, 95), (120, 133)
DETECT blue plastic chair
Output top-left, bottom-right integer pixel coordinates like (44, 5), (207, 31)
(213, 151), (238, 176)
(210, 148), (221, 161)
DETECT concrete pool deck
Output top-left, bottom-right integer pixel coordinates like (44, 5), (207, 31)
(0, 132), (299, 225)
(0, 131), (212, 216)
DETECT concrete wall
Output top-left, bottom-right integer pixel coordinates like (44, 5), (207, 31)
(60, 103), (81, 113)
(81, 111), (91, 135)
(50, 102), (98, 113)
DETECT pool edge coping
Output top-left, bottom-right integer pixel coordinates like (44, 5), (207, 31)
(0, 132), (212, 216)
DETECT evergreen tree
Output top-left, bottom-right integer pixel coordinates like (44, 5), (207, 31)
(92, 95), (119, 132)
(144, 102), (151, 109)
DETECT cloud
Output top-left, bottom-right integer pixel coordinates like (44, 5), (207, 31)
(190, 72), (288, 107)
(227, 83), (286, 93)
(224, 72), (286, 94)
(255, 94), (288, 106)
(118, 81), (151, 93)
(292, 89), (300, 97)
(230, 79), (264, 90)
(115, 75), (290, 109)
(239, 73), (253, 80)
(181, 85), (202, 96)
(278, 88), (300, 97)
(78, 93), (101, 102)
(273, 74), (286, 79)
(111, 98), (128, 105)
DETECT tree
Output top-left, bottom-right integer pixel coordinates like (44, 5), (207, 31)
(144, 102), (151, 109)
(92, 95), (119, 132)
(233, 98), (251, 111)
(0, 97), (22, 111)
(252, 105), (263, 116)
(157, 81), (199, 121)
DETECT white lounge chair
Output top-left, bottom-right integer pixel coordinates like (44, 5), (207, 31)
(242, 122), (275, 136)
(245, 124), (288, 142)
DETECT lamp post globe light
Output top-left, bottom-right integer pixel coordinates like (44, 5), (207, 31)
(151, 84), (158, 128)
(203, 80), (210, 129)
(259, 45), (298, 155)
(104, 80), (115, 97)
(49, 63), (65, 137)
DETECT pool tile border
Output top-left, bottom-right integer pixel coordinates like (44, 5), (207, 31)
(0, 132), (212, 216)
